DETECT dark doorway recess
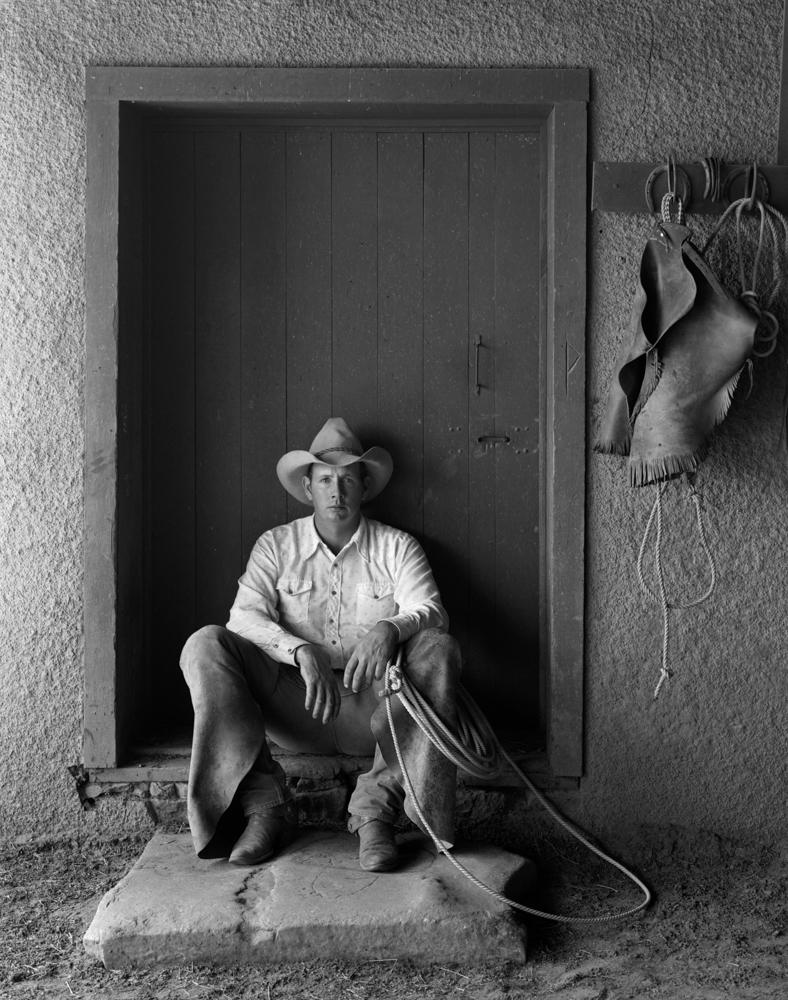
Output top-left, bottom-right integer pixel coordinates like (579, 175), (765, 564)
(84, 69), (588, 781)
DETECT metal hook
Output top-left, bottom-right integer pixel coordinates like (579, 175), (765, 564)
(667, 153), (677, 198)
(645, 156), (692, 213)
(746, 161), (759, 210)
(722, 163), (770, 208)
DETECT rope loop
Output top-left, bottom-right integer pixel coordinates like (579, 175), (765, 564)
(661, 191), (684, 225)
(722, 162), (771, 208)
(381, 651), (652, 924)
(636, 478), (716, 699)
(702, 173), (788, 370)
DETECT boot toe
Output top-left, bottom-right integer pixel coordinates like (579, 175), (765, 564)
(229, 806), (297, 867)
(357, 820), (399, 872)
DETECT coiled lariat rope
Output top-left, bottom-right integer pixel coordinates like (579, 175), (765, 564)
(636, 480), (717, 699)
(701, 164), (788, 442)
(381, 652), (652, 924)
(702, 173), (788, 361)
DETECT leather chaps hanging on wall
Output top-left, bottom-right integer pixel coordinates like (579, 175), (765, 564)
(595, 221), (758, 486)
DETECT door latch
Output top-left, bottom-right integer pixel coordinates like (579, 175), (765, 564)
(476, 434), (511, 445)
(474, 335), (483, 395)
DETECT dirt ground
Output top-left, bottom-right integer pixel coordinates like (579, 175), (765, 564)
(0, 827), (785, 1000)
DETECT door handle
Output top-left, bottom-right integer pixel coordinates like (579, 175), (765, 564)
(476, 434), (511, 445)
(474, 335), (483, 395)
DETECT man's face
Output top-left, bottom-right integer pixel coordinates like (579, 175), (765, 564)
(303, 462), (368, 527)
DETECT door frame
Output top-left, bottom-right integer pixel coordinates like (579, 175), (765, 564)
(84, 67), (588, 775)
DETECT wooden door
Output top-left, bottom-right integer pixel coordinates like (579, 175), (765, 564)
(146, 120), (544, 738)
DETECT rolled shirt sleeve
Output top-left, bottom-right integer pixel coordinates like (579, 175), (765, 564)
(379, 534), (448, 642)
(227, 535), (308, 666)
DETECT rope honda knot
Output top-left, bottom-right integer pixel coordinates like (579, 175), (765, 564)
(380, 661), (402, 697)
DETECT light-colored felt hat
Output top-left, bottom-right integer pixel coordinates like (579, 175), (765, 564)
(276, 417), (393, 505)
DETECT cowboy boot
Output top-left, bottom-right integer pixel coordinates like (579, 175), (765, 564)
(357, 819), (399, 872)
(229, 802), (298, 866)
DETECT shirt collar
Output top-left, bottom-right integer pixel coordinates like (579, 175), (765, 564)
(302, 516), (325, 559)
(304, 514), (371, 562)
(352, 516), (371, 562)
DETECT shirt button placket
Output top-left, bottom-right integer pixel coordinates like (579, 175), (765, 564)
(327, 560), (342, 665)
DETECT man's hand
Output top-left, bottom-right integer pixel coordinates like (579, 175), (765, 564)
(343, 621), (398, 693)
(295, 645), (341, 724)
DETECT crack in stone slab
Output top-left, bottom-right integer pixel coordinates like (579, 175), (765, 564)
(85, 831), (531, 967)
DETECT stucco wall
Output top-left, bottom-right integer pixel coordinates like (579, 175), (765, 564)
(1, 0), (786, 847)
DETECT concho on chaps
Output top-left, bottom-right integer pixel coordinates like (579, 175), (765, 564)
(595, 222), (757, 486)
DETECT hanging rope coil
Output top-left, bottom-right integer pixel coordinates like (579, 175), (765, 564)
(702, 164), (788, 361)
(700, 164), (788, 450)
(636, 479), (716, 699)
(381, 651), (652, 924)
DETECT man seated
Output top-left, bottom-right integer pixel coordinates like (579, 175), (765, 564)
(180, 418), (461, 872)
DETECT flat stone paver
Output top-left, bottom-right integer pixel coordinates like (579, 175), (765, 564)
(84, 830), (535, 968)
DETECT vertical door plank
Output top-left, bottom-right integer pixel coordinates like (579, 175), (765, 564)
(465, 131), (499, 699)
(493, 130), (543, 724)
(331, 131), (378, 442)
(423, 132), (469, 625)
(147, 130), (196, 716)
(286, 131), (332, 522)
(241, 131), (287, 553)
(194, 131), (243, 624)
(376, 131), (424, 537)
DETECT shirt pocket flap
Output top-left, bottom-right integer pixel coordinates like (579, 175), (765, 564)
(277, 578), (313, 623)
(355, 583), (397, 623)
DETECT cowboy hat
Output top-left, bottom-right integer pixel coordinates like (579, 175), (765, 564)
(276, 417), (393, 505)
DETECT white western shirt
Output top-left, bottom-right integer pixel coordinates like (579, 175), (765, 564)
(227, 515), (448, 670)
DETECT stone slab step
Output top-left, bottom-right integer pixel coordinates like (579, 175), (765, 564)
(84, 830), (536, 968)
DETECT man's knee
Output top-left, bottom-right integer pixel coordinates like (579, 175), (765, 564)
(404, 628), (462, 679)
(406, 627), (459, 656)
(181, 626), (279, 707)
(180, 624), (230, 671)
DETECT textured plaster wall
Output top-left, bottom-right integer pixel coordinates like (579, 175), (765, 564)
(1, 0), (786, 847)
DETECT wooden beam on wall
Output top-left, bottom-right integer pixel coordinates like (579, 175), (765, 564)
(591, 161), (788, 214)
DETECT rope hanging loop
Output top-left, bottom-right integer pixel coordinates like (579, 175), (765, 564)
(661, 190), (684, 225)
(636, 476), (716, 699)
(703, 164), (788, 366)
(380, 650), (652, 924)
(722, 161), (771, 209)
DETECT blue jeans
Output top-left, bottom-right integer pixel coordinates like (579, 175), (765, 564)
(180, 625), (460, 857)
